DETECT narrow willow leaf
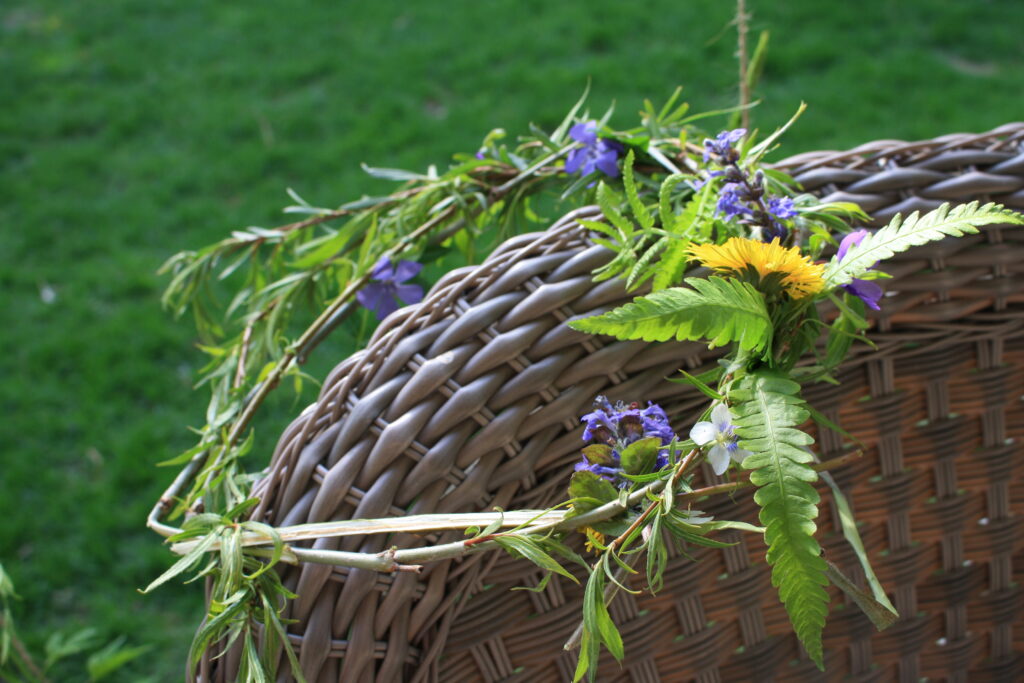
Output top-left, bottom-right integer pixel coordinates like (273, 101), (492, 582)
(569, 276), (772, 352)
(493, 536), (578, 583)
(818, 471), (898, 623)
(732, 372), (829, 669)
(823, 561), (898, 631)
(585, 561), (624, 660)
(142, 533), (218, 593)
(824, 201), (1024, 287)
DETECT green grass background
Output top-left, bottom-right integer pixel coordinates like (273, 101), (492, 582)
(2, 1), (1022, 679)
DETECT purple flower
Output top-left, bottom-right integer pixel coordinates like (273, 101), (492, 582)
(766, 196), (797, 220)
(577, 397), (677, 485)
(475, 150), (486, 160)
(703, 128), (747, 164)
(837, 230), (883, 310)
(565, 121), (623, 178)
(715, 182), (753, 219)
(356, 256), (425, 320)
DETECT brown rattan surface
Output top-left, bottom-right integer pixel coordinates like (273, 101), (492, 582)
(201, 124), (1024, 682)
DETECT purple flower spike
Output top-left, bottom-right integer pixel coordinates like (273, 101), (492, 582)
(715, 182), (752, 219)
(837, 229), (883, 310)
(703, 128), (747, 164)
(576, 397), (677, 487)
(356, 256), (425, 320)
(767, 196), (797, 220)
(565, 121), (623, 178)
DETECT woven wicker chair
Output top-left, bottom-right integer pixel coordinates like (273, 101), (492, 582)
(199, 124), (1024, 682)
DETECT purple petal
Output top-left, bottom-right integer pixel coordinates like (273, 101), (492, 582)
(569, 121), (597, 145)
(564, 148), (585, 174)
(369, 256), (395, 281)
(837, 229), (870, 262)
(373, 294), (400, 320)
(394, 282), (424, 305)
(594, 150), (620, 177)
(391, 260), (423, 283)
(843, 279), (883, 310)
(357, 283), (387, 313)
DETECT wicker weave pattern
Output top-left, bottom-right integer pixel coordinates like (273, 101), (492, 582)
(202, 124), (1024, 682)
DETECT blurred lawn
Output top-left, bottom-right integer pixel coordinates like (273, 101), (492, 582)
(1, 0), (1022, 679)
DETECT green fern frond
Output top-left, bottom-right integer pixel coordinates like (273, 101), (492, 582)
(622, 150), (654, 231)
(569, 276), (772, 351)
(825, 201), (1023, 288)
(731, 372), (828, 669)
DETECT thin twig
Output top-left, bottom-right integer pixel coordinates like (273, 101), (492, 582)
(0, 613), (48, 683)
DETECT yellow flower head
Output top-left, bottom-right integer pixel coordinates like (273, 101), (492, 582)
(688, 237), (825, 299)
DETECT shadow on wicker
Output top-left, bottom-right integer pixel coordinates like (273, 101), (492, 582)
(200, 124), (1024, 682)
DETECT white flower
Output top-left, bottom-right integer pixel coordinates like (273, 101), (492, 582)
(689, 403), (751, 475)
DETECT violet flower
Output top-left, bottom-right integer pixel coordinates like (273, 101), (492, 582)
(565, 121), (623, 178)
(766, 196), (797, 220)
(703, 128), (746, 163)
(715, 182), (753, 219)
(577, 397), (676, 486)
(689, 403), (751, 475)
(837, 230), (883, 310)
(356, 256), (425, 320)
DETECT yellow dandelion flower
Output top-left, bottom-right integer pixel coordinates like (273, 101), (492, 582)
(688, 237), (825, 298)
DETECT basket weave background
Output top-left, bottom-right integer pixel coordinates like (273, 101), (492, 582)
(198, 124), (1024, 682)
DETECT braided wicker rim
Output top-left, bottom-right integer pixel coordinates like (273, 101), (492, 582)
(158, 123), (1024, 682)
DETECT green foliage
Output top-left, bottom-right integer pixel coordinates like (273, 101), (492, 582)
(568, 471), (620, 514)
(569, 276), (772, 352)
(731, 373), (828, 669)
(824, 201), (1024, 287)
(142, 504), (305, 683)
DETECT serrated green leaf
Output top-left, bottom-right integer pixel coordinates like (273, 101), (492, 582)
(581, 444), (616, 466)
(618, 436), (662, 475)
(622, 150), (653, 230)
(824, 201), (1024, 288)
(569, 276), (772, 352)
(568, 470), (619, 513)
(625, 236), (667, 291)
(657, 174), (688, 233)
(731, 372), (829, 669)
(596, 183), (634, 238)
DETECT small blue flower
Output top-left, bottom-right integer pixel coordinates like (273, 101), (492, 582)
(356, 256), (425, 320)
(689, 403), (751, 475)
(703, 128), (747, 164)
(837, 230), (883, 310)
(565, 121), (624, 178)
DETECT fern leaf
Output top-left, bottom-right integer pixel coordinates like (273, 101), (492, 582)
(652, 237), (690, 291)
(622, 150), (654, 231)
(626, 236), (668, 290)
(657, 173), (688, 233)
(825, 201), (1023, 287)
(569, 276), (772, 352)
(731, 373), (828, 669)
(596, 182), (635, 239)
